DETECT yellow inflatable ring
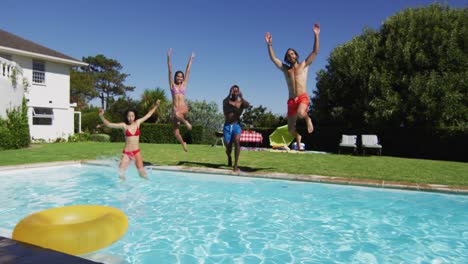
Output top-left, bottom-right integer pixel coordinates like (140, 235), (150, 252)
(12, 205), (128, 255)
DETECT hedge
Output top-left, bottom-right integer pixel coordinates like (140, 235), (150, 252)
(108, 123), (203, 144)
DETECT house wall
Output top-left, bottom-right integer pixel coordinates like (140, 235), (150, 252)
(28, 107), (75, 141)
(9, 54), (76, 141)
(0, 57), (25, 117)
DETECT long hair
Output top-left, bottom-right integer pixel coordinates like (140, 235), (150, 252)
(283, 48), (299, 67)
(174, 71), (185, 83)
(124, 109), (137, 125)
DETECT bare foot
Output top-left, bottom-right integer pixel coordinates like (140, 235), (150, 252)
(306, 117), (314, 134)
(227, 156), (232, 167)
(140, 175), (149, 180)
(233, 166), (240, 173)
(119, 174), (126, 180)
(182, 142), (188, 152)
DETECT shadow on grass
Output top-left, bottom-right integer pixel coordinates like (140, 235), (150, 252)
(176, 160), (273, 173)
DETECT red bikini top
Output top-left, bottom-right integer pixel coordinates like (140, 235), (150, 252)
(125, 127), (140, 137)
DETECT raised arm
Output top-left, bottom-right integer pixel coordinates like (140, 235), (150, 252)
(239, 91), (250, 108)
(98, 109), (125, 129)
(184, 52), (195, 85)
(136, 100), (161, 125)
(304, 24), (320, 67)
(265, 32), (283, 70)
(167, 48), (174, 87)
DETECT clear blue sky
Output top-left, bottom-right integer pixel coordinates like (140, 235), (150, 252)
(1, 0), (465, 114)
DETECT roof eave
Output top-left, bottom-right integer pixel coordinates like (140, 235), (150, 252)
(0, 46), (88, 67)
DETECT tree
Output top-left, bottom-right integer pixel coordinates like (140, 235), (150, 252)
(70, 68), (96, 110)
(82, 54), (135, 109)
(138, 88), (169, 123)
(242, 105), (286, 128)
(186, 99), (224, 143)
(312, 4), (467, 129)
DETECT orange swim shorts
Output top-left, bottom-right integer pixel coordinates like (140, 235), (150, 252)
(287, 93), (310, 117)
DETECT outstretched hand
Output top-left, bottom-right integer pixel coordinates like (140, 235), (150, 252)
(265, 32), (273, 45)
(155, 99), (161, 107)
(313, 23), (320, 35)
(167, 48), (172, 58)
(190, 52), (195, 59)
(99, 109), (104, 116)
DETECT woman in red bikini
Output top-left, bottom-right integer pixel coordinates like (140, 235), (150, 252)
(167, 48), (194, 152)
(98, 99), (160, 180)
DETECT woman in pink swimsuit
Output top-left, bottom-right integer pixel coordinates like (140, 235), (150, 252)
(98, 100), (160, 180)
(167, 48), (194, 152)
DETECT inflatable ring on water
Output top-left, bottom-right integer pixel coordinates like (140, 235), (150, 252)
(12, 205), (128, 255)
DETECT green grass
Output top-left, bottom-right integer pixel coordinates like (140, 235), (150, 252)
(0, 142), (467, 186)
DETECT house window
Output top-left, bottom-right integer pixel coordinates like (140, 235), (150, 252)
(32, 60), (45, 84)
(32, 107), (53, 125)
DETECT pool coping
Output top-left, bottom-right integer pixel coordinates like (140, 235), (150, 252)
(0, 160), (466, 195)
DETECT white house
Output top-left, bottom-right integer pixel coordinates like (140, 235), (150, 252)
(0, 29), (87, 141)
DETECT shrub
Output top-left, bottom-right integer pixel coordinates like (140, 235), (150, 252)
(109, 123), (203, 144)
(0, 98), (30, 150)
(90, 133), (110, 142)
(68, 132), (91, 142)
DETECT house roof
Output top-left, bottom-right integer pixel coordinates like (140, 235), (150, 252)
(0, 29), (87, 66)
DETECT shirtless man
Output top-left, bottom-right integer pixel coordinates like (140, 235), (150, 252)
(265, 23), (320, 149)
(223, 85), (250, 172)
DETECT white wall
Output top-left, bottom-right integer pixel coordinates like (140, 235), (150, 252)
(8, 54), (76, 141)
(28, 107), (75, 141)
(0, 57), (25, 117)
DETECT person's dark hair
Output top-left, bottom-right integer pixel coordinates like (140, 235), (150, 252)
(124, 109), (137, 125)
(174, 71), (185, 83)
(227, 85), (240, 98)
(283, 48), (299, 67)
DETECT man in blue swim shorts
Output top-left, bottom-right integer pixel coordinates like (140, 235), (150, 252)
(223, 85), (250, 172)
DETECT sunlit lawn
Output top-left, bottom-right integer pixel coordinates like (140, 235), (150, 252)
(0, 142), (467, 186)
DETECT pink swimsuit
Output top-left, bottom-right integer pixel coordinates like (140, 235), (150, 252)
(171, 84), (186, 96)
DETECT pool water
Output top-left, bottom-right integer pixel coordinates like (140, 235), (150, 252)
(0, 164), (466, 263)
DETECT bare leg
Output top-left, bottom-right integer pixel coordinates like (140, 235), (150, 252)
(288, 115), (299, 148)
(225, 141), (233, 167)
(233, 134), (241, 172)
(118, 155), (131, 180)
(297, 103), (314, 134)
(134, 153), (148, 180)
(174, 109), (192, 130)
(173, 123), (188, 152)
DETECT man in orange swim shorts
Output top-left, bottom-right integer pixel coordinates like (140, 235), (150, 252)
(265, 23), (320, 149)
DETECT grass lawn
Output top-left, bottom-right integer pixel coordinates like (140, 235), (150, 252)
(0, 142), (467, 186)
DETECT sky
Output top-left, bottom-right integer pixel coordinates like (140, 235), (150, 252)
(1, 0), (465, 115)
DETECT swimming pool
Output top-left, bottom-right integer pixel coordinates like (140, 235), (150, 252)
(0, 164), (466, 263)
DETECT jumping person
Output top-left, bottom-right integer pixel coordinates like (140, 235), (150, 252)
(98, 100), (160, 180)
(265, 23), (320, 150)
(167, 48), (194, 152)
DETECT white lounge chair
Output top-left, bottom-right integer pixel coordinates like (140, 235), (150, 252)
(361, 134), (382, 155)
(338, 135), (357, 154)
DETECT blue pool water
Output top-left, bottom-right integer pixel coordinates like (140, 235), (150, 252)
(0, 164), (467, 263)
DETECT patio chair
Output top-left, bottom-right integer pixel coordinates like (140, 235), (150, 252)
(361, 134), (382, 155)
(338, 135), (357, 154)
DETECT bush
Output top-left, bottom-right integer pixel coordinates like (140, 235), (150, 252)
(0, 98), (30, 150)
(68, 132), (91, 142)
(81, 111), (102, 133)
(89, 133), (110, 142)
(109, 123), (203, 144)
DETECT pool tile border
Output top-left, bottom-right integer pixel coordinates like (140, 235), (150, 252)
(1, 160), (466, 194)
